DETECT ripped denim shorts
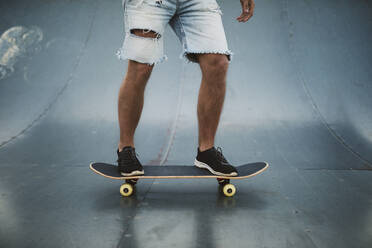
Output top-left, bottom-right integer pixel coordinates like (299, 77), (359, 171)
(116, 0), (233, 65)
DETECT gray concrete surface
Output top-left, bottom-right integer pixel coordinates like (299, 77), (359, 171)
(0, 0), (371, 247)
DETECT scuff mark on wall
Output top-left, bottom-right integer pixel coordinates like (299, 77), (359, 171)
(0, 26), (43, 80)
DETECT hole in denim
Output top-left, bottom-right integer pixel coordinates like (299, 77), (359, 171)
(130, 29), (161, 39)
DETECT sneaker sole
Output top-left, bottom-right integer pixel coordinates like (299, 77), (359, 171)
(194, 159), (238, 177)
(120, 170), (144, 177)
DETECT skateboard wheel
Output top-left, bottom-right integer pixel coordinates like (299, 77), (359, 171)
(120, 183), (133, 197)
(222, 184), (236, 197)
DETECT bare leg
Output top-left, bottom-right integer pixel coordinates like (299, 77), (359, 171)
(117, 29), (159, 152)
(196, 54), (229, 152)
(118, 60), (153, 151)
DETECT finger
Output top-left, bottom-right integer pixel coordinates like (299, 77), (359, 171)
(242, 14), (252, 22)
(237, 13), (247, 21)
(237, 15), (247, 22)
(236, 13), (244, 20)
(243, 11), (254, 21)
(245, 13), (253, 22)
(238, 12), (251, 22)
(237, 10), (250, 21)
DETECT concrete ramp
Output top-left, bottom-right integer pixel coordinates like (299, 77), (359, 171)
(0, 0), (371, 247)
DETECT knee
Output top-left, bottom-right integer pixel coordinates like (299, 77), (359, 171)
(126, 60), (153, 87)
(200, 55), (229, 79)
(132, 61), (153, 77)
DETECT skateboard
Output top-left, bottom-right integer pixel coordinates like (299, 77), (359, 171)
(90, 162), (269, 197)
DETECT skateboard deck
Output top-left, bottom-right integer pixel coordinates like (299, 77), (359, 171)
(90, 162), (268, 197)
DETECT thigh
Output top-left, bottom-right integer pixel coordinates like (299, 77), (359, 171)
(170, 0), (232, 63)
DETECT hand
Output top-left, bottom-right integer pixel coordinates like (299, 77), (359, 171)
(237, 0), (255, 22)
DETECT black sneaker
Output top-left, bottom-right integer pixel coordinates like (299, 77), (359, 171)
(194, 147), (238, 176)
(117, 146), (144, 176)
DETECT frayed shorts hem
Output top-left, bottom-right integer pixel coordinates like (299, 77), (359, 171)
(116, 48), (168, 65)
(115, 49), (233, 65)
(180, 50), (234, 64)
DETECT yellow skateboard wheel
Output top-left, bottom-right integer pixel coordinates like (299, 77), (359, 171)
(222, 184), (236, 197)
(120, 183), (133, 197)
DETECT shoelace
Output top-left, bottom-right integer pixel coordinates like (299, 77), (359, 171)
(216, 147), (228, 164)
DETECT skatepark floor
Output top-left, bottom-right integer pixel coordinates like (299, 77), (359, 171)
(0, 0), (371, 247)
